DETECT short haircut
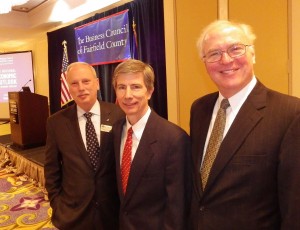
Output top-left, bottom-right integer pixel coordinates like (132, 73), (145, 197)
(66, 62), (97, 78)
(113, 59), (155, 91)
(196, 20), (257, 58)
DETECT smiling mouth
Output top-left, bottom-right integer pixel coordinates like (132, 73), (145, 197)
(220, 69), (238, 74)
(78, 94), (88, 98)
(123, 101), (137, 107)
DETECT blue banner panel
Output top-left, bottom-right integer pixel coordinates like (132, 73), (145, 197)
(75, 10), (131, 65)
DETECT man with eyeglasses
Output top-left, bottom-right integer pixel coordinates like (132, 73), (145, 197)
(189, 20), (300, 229)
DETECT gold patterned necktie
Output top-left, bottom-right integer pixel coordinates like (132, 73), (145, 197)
(121, 127), (133, 194)
(200, 99), (230, 189)
(84, 112), (100, 171)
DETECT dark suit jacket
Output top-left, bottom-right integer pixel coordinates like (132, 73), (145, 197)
(189, 81), (300, 230)
(44, 101), (124, 230)
(113, 110), (192, 230)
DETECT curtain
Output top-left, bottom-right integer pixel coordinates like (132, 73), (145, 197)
(47, 0), (167, 119)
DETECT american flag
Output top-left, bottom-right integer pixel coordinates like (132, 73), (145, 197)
(60, 40), (72, 106)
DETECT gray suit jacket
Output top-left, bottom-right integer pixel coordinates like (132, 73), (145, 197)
(189, 81), (300, 230)
(44, 101), (124, 230)
(113, 110), (192, 230)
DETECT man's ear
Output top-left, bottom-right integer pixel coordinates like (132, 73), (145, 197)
(147, 88), (154, 100)
(252, 54), (256, 64)
(96, 77), (100, 90)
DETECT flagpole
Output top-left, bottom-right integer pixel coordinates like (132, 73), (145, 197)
(60, 40), (73, 107)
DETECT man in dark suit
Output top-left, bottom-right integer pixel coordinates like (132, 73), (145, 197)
(189, 20), (300, 229)
(44, 62), (124, 230)
(112, 59), (191, 229)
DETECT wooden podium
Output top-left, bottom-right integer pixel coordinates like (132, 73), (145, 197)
(8, 92), (49, 148)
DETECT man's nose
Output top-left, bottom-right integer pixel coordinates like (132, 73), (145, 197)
(125, 87), (133, 98)
(220, 52), (234, 64)
(78, 82), (84, 90)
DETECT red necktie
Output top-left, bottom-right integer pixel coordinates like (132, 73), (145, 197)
(121, 127), (133, 194)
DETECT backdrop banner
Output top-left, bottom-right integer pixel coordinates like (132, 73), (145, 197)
(75, 10), (131, 65)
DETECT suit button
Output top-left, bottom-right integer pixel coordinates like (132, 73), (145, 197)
(199, 206), (205, 211)
(95, 202), (99, 207)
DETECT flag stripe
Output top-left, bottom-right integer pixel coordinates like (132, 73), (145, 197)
(60, 44), (72, 106)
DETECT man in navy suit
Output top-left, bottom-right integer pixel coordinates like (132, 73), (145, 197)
(189, 20), (300, 229)
(112, 59), (191, 229)
(44, 62), (124, 230)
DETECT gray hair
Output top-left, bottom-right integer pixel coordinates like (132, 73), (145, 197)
(66, 62), (97, 78)
(196, 20), (257, 59)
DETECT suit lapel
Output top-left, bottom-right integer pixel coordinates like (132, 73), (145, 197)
(203, 82), (267, 193)
(192, 93), (218, 198)
(65, 105), (92, 167)
(122, 111), (157, 206)
(98, 102), (113, 171)
(114, 118), (126, 201)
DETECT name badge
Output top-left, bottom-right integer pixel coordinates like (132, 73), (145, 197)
(101, 124), (112, 132)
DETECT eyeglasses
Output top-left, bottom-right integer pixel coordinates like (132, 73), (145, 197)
(203, 44), (252, 63)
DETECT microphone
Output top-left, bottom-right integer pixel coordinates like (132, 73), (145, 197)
(19, 79), (32, 92)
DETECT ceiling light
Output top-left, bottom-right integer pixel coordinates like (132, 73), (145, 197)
(0, 0), (29, 14)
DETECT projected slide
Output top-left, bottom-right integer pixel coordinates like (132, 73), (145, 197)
(0, 51), (34, 103)
(0, 51), (34, 119)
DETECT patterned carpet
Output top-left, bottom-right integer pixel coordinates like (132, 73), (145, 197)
(0, 167), (57, 230)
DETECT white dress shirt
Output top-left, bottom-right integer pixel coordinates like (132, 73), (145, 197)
(77, 101), (101, 150)
(202, 77), (257, 165)
(120, 107), (151, 163)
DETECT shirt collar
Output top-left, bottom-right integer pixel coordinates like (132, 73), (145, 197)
(219, 76), (257, 109)
(77, 100), (100, 118)
(125, 106), (151, 141)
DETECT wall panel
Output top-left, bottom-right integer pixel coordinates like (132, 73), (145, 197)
(176, 0), (218, 132)
(229, 0), (288, 93)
